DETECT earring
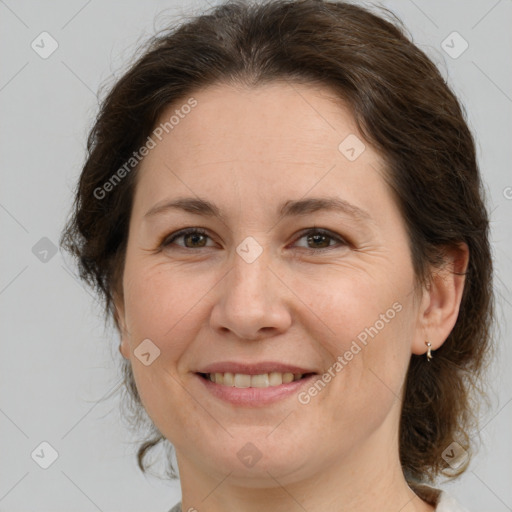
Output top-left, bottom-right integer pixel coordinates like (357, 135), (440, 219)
(425, 340), (433, 362)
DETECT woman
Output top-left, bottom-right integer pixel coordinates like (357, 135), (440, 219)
(60, 1), (494, 510)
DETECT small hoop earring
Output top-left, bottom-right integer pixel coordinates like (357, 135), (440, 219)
(425, 340), (433, 362)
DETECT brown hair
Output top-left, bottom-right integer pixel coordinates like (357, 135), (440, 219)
(60, 0), (494, 486)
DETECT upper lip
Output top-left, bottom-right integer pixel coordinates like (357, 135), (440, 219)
(196, 361), (317, 375)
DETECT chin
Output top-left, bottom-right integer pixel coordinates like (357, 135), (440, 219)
(196, 433), (316, 485)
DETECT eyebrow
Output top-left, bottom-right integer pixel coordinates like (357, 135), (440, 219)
(144, 196), (372, 223)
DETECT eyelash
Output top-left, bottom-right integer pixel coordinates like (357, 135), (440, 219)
(161, 227), (348, 252)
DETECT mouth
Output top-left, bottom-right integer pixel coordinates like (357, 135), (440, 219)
(197, 371), (316, 388)
(194, 363), (318, 406)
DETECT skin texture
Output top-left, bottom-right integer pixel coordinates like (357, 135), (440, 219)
(116, 82), (468, 512)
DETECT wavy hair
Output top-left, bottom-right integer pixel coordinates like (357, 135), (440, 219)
(60, 0), (494, 486)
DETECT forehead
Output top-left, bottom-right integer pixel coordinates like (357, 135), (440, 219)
(147, 81), (357, 166)
(132, 81), (390, 222)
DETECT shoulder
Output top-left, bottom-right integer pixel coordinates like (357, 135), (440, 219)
(436, 490), (471, 512)
(412, 483), (472, 512)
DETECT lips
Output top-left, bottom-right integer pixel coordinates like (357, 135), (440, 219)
(195, 361), (317, 392)
(195, 362), (318, 406)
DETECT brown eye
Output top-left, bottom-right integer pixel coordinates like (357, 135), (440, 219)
(162, 228), (213, 249)
(161, 227), (346, 252)
(293, 229), (347, 250)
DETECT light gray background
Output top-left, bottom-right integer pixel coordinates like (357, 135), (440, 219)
(1, 1), (511, 511)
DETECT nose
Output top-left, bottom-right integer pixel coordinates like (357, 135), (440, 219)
(209, 245), (292, 341)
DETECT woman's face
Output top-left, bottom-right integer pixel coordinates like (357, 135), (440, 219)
(118, 82), (427, 485)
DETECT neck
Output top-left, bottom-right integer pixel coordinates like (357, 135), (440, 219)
(175, 427), (435, 512)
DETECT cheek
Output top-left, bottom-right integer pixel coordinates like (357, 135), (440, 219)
(122, 262), (202, 428)
(294, 264), (415, 409)
(123, 261), (213, 348)
(300, 264), (412, 352)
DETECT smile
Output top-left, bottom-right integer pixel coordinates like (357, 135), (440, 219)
(199, 371), (312, 388)
(195, 369), (317, 406)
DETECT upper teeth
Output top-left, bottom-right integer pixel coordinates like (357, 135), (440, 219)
(207, 372), (303, 388)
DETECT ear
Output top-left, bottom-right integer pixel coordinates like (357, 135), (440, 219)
(412, 242), (469, 356)
(113, 291), (131, 360)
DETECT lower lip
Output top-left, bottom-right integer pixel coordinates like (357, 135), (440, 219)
(196, 373), (317, 406)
